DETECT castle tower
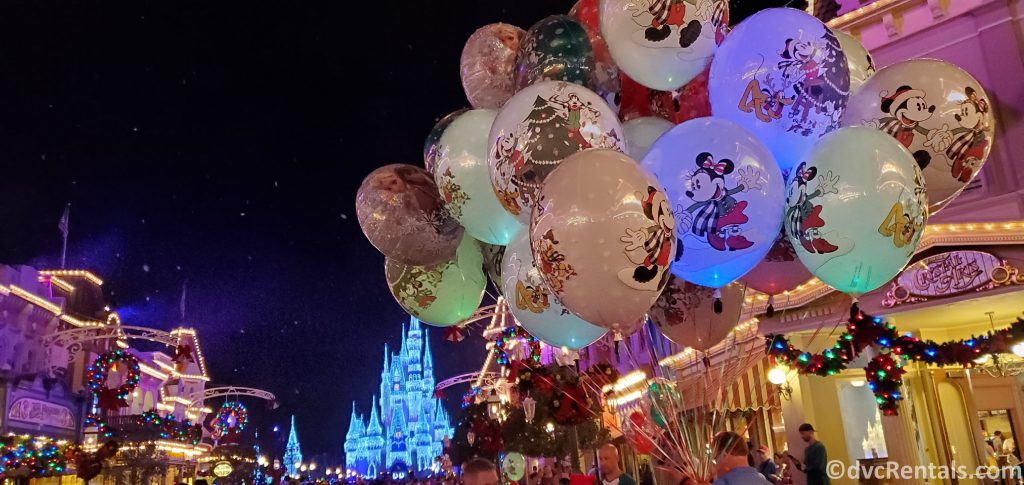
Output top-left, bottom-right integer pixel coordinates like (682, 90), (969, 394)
(386, 404), (411, 468)
(365, 399), (384, 476)
(344, 403), (365, 471)
(283, 415), (303, 477)
(422, 329), (435, 399)
(379, 343), (391, 414)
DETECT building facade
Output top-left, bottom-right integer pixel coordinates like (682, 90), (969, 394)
(344, 317), (453, 478)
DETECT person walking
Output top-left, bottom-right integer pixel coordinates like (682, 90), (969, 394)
(789, 424), (830, 485)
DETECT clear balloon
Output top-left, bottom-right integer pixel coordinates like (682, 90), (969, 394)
(833, 30), (875, 93)
(489, 81), (625, 223)
(435, 109), (523, 245)
(623, 117), (673, 160)
(783, 127), (928, 296)
(481, 242), (507, 293)
(501, 230), (607, 350)
(650, 276), (745, 351)
(424, 109), (469, 173)
(600, 0), (729, 91)
(356, 164), (464, 267)
(385, 235), (486, 326)
(740, 228), (812, 296)
(502, 453), (526, 481)
(709, 8), (851, 173)
(841, 58), (994, 212)
(460, 24), (525, 109)
(642, 117), (785, 288)
(531, 149), (676, 332)
(514, 16), (596, 91)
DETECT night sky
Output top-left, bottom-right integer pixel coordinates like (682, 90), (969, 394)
(0, 0), (793, 458)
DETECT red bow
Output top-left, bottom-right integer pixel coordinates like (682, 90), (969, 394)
(97, 388), (127, 411)
(444, 326), (466, 343)
(702, 159), (728, 175)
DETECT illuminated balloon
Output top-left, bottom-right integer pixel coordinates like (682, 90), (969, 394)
(569, 0), (621, 109)
(424, 109), (469, 173)
(531, 149), (676, 332)
(435, 109), (523, 245)
(501, 230), (606, 350)
(709, 8), (850, 173)
(460, 24), (525, 109)
(642, 117), (785, 288)
(841, 58), (994, 212)
(514, 16), (595, 90)
(650, 66), (712, 124)
(481, 242), (506, 293)
(783, 127), (927, 296)
(833, 30), (875, 93)
(740, 229), (813, 307)
(600, 0), (729, 90)
(489, 81), (625, 223)
(356, 164), (463, 267)
(623, 117), (673, 160)
(650, 276), (745, 351)
(503, 453), (526, 481)
(385, 235), (486, 326)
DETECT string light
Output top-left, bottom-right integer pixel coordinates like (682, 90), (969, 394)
(213, 402), (250, 436)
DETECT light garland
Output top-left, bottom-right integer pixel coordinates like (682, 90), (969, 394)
(0, 436), (78, 479)
(493, 326), (541, 366)
(213, 402), (249, 436)
(137, 410), (203, 445)
(85, 350), (141, 436)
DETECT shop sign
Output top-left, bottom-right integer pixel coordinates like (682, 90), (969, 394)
(896, 250), (1002, 298)
(213, 461), (233, 477)
(8, 398), (75, 430)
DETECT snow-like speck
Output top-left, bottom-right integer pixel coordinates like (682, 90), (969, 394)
(142, 264), (150, 272)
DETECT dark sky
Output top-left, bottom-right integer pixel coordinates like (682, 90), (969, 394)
(0, 0), (792, 458)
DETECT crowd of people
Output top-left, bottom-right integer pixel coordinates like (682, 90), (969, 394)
(460, 422), (829, 485)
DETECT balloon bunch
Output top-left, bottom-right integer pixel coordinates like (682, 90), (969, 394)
(357, 1), (994, 354)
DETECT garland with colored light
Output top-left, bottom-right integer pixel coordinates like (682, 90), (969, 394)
(213, 402), (249, 436)
(137, 410), (203, 445)
(0, 436), (79, 479)
(85, 349), (141, 436)
(493, 326), (541, 366)
(767, 311), (1024, 415)
(462, 387), (486, 408)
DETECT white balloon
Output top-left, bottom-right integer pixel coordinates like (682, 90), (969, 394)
(600, 0), (729, 90)
(833, 30), (875, 93)
(642, 117), (785, 288)
(708, 8), (851, 173)
(623, 117), (674, 160)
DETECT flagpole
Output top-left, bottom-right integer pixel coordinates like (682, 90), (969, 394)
(59, 204), (70, 269)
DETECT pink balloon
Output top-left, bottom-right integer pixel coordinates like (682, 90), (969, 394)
(356, 164), (464, 267)
(650, 276), (745, 351)
(740, 229), (812, 296)
(460, 24), (525, 109)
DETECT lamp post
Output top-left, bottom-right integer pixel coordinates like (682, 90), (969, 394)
(487, 389), (502, 420)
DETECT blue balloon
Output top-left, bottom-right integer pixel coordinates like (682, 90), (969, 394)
(500, 230), (607, 350)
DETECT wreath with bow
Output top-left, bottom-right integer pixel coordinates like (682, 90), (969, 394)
(213, 402), (249, 436)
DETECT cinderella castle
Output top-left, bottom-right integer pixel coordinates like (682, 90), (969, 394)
(344, 317), (454, 477)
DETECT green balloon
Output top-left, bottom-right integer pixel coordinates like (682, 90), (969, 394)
(503, 452), (527, 481)
(386, 235), (486, 326)
(515, 15), (595, 90)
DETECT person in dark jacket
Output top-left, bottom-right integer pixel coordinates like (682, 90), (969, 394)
(789, 423), (830, 485)
(754, 446), (779, 483)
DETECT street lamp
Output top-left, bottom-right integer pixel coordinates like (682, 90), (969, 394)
(310, 463), (317, 471)
(767, 365), (793, 400)
(487, 390), (501, 420)
(522, 396), (536, 423)
(300, 464), (308, 472)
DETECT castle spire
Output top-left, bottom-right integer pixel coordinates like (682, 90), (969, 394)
(366, 397), (383, 434)
(422, 329), (433, 371)
(284, 415), (303, 477)
(346, 402), (364, 440)
(382, 343), (390, 376)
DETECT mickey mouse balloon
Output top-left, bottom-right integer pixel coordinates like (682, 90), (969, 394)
(531, 149), (675, 332)
(708, 8), (850, 173)
(783, 127), (928, 296)
(642, 117), (785, 288)
(600, 0), (729, 91)
(385, 234), (486, 326)
(489, 81), (625, 223)
(833, 30), (875, 93)
(842, 59), (994, 212)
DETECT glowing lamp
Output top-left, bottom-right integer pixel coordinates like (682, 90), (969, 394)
(767, 366), (788, 385)
(1013, 343), (1024, 357)
(850, 380), (866, 388)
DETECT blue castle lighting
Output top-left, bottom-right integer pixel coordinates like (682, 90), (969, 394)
(344, 317), (454, 477)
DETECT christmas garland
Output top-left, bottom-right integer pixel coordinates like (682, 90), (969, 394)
(767, 310), (1024, 415)
(0, 435), (79, 479)
(493, 326), (541, 366)
(137, 410), (202, 445)
(213, 402), (249, 436)
(85, 349), (141, 436)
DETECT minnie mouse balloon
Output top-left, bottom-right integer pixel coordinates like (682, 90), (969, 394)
(841, 59), (994, 212)
(490, 81), (625, 223)
(642, 117), (785, 288)
(435, 109), (523, 245)
(460, 24), (525, 109)
(650, 276), (745, 351)
(623, 116), (674, 160)
(356, 164), (464, 267)
(708, 8), (850, 173)
(531, 149), (676, 332)
(600, 0), (729, 91)
(501, 231), (607, 350)
(515, 16), (596, 90)
(784, 127), (928, 296)
(833, 30), (875, 93)
(385, 235), (486, 326)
